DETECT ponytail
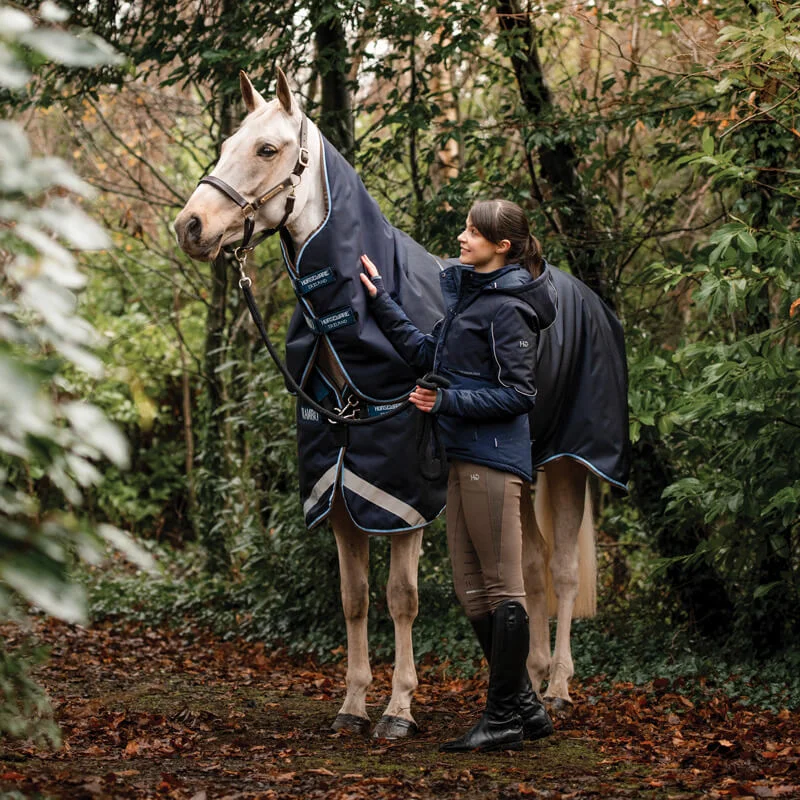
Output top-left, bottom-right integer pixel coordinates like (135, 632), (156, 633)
(522, 233), (543, 278)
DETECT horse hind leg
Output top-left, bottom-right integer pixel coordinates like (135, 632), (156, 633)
(372, 528), (423, 740)
(521, 483), (551, 698)
(330, 496), (373, 735)
(541, 458), (592, 713)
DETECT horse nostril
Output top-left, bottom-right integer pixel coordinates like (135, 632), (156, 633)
(186, 214), (202, 241)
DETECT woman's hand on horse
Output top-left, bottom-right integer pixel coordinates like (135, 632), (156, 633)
(409, 386), (438, 413)
(360, 254), (379, 298)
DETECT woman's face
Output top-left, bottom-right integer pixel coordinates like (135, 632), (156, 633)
(458, 218), (497, 267)
(457, 217), (508, 271)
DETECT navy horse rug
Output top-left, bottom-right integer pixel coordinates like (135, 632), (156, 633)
(277, 135), (629, 534)
(532, 264), (630, 491)
(279, 138), (448, 533)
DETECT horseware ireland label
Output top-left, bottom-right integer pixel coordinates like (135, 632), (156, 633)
(304, 306), (357, 335)
(295, 267), (336, 296)
(367, 401), (405, 417)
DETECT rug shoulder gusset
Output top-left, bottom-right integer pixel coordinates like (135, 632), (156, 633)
(282, 143), (446, 402)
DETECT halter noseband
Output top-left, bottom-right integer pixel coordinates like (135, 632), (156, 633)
(198, 114), (309, 256)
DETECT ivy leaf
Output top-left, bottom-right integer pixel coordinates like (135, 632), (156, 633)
(737, 230), (758, 253)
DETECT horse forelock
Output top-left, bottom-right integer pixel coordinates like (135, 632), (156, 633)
(235, 98), (300, 141)
(215, 102), (301, 189)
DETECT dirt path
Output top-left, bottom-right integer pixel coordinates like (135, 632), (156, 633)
(0, 619), (797, 799)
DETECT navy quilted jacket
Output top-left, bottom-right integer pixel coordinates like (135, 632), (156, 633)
(369, 263), (557, 480)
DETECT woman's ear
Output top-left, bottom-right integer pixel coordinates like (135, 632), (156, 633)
(496, 239), (512, 256)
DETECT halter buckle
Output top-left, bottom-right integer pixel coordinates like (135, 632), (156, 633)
(298, 146), (310, 169)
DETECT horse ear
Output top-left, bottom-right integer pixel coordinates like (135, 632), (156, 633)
(275, 67), (294, 115)
(240, 71), (266, 113)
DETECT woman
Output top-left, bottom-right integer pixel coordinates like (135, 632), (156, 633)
(360, 199), (556, 752)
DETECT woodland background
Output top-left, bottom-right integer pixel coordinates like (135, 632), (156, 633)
(1, 0), (799, 744)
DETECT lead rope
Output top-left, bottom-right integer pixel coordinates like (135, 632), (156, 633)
(414, 373), (450, 482)
(236, 253), (449, 483)
(242, 258), (447, 478)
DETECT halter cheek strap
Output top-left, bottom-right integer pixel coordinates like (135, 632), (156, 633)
(198, 115), (309, 252)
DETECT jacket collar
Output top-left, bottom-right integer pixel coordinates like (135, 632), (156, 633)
(439, 261), (557, 329)
(440, 262), (528, 303)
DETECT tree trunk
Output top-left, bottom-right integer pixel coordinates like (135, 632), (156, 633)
(495, 0), (613, 307)
(195, 251), (231, 572)
(194, 88), (239, 573)
(174, 287), (197, 518)
(314, 7), (355, 163)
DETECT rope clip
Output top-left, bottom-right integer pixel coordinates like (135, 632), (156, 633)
(234, 247), (252, 287)
(333, 394), (360, 421)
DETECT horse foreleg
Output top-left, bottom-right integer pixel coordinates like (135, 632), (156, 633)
(542, 458), (589, 711)
(373, 528), (423, 739)
(521, 484), (550, 697)
(330, 498), (373, 735)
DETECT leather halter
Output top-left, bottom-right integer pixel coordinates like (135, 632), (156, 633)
(198, 115), (309, 253)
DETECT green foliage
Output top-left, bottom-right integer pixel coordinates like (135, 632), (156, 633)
(0, 3), (153, 742)
(572, 608), (800, 712)
(63, 262), (205, 538)
(0, 637), (60, 746)
(16, 0), (799, 681)
(628, 1), (800, 648)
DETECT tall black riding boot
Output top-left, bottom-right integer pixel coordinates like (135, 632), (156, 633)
(469, 612), (554, 742)
(440, 600), (529, 752)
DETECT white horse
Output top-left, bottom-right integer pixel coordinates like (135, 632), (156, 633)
(174, 69), (611, 733)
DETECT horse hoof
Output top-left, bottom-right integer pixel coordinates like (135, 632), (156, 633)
(543, 696), (574, 718)
(372, 715), (418, 740)
(331, 713), (371, 736)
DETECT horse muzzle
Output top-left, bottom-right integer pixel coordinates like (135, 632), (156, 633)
(173, 209), (223, 261)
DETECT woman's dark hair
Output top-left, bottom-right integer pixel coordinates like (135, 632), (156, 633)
(468, 199), (543, 277)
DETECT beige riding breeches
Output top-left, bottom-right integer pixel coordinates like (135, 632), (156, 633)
(446, 460), (527, 619)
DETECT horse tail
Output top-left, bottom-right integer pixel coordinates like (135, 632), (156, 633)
(535, 471), (597, 619)
(573, 480), (597, 618)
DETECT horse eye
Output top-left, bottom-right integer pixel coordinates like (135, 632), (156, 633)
(257, 143), (278, 158)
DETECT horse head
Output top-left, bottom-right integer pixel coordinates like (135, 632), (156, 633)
(174, 70), (321, 261)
